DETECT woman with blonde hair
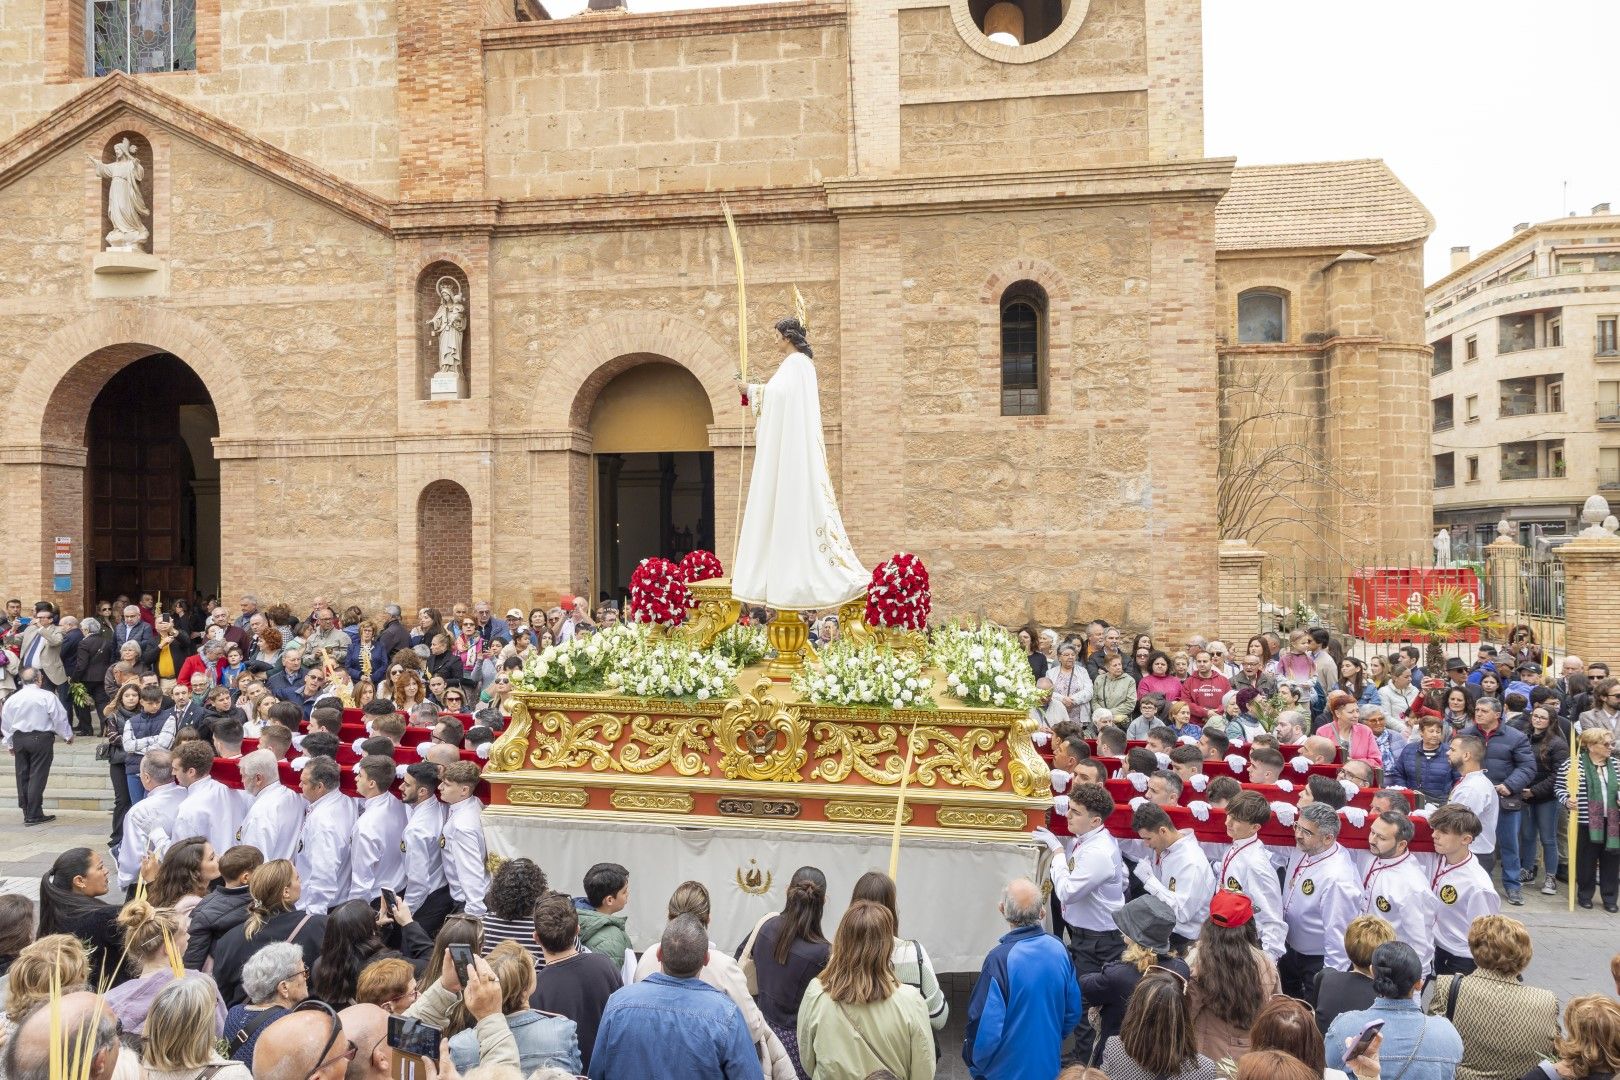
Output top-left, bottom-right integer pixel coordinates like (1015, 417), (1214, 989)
(1557, 726), (1620, 911)
(102, 900), (227, 1036)
(207, 860), (327, 1007)
(1534, 994), (1620, 1080)
(4, 934), (89, 1030)
(796, 900), (934, 1080)
(140, 974), (250, 1080)
(1426, 915), (1557, 1080)
(1313, 914), (1395, 1035)
(446, 940), (580, 1074)
(1080, 896), (1187, 1056)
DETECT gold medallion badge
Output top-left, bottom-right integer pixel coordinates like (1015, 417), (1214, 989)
(1226, 877), (1242, 892)
(735, 858), (773, 896)
(1439, 884), (1458, 905)
(1376, 896), (1391, 913)
(1167, 877), (1177, 892)
(1301, 879), (1315, 896)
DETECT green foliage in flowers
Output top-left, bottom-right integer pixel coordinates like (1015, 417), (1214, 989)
(929, 623), (1043, 710)
(792, 641), (935, 710)
(513, 623), (642, 694)
(711, 622), (768, 670)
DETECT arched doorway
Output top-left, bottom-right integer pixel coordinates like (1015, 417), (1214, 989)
(589, 361), (715, 607)
(85, 353), (219, 606)
(418, 480), (473, 611)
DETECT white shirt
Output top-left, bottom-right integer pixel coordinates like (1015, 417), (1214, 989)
(1215, 837), (1287, 960)
(1048, 825), (1125, 932)
(295, 789), (358, 915)
(1430, 853), (1500, 959)
(350, 792), (408, 901)
(115, 782), (187, 888)
(1448, 772), (1499, 855)
(1282, 843), (1361, 969)
(237, 782), (305, 864)
(441, 797), (488, 915)
(1360, 852), (1435, 975)
(171, 776), (249, 859)
(0, 685), (71, 748)
(1138, 832), (1216, 941)
(402, 796), (448, 908)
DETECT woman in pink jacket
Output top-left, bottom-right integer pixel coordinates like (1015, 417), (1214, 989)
(1315, 690), (1383, 775)
(1136, 650), (1186, 707)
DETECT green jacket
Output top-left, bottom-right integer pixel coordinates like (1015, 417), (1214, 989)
(576, 905), (632, 966)
(1092, 672), (1138, 717)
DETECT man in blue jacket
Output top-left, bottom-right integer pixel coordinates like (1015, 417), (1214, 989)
(1462, 697), (1536, 905)
(963, 877), (1082, 1080)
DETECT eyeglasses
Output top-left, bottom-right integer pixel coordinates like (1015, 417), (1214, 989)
(292, 999), (357, 1080)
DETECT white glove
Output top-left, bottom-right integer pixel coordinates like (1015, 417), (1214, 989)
(1178, 734), (1198, 746)
(289, 755), (309, 771)
(395, 763), (409, 780)
(1132, 858), (1154, 885)
(291, 733), (306, 752)
(1410, 805), (1433, 820)
(1128, 772), (1149, 792)
(364, 721), (375, 737)
(1187, 800), (1211, 821)
(1155, 752), (1171, 768)
(1270, 800), (1297, 827)
(1032, 826), (1063, 852)
(1339, 779), (1361, 799)
(475, 743), (490, 760)
(1289, 755), (1311, 774)
(351, 737), (367, 756)
(1189, 773), (1209, 792)
(1274, 778), (1295, 793)
(1052, 794), (1070, 817)
(1050, 769), (1073, 792)
(1032, 730), (1051, 748)
(1225, 753), (1247, 772)
(1340, 806), (1367, 828)
(1128, 796), (1147, 811)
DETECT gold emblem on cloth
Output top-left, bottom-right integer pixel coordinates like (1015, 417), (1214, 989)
(1376, 895), (1391, 913)
(736, 859), (774, 896)
(609, 790), (694, 814)
(1226, 877), (1242, 892)
(1439, 884), (1458, 905)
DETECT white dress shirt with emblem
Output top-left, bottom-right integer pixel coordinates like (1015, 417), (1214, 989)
(350, 792), (408, 902)
(1360, 853), (1435, 975)
(1447, 772), (1500, 856)
(295, 788), (358, 915)
(1137, 832), (1216, 941)
(441, 797), (489, 916)
(1048, 824), (1126, 932)
(1430, 853), (1500, 959)
(237, 782), (306, 864)
(1282, 843), (1361, 970)
(170, 775), (249, 860)
(115, 782), (188, 889)
(402, 796), (448, 908)
(1215, 837), (1287, 960)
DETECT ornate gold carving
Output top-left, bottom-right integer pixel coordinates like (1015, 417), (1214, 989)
(825, 800), (914, 825)
(485, 852), (507, 875)
(714, 678), (809, 782)
(837, 596), (873, 647)
(679, 583), (743, 651)
(528, 712), (626, 772)
(620, 715), (713, 776)
(937, 806), (1027, 830)
(812, 721), (905, 784)
(488, 699), (534, 773)
(609, 790), (694, 814)
(717, 797), (801, 818)
(812, 722), (1001, 788)
(910, 726), (1004, 789)
(1007, 713), (1052, 797)
(735, 859), (773, 895)
(507, 785), (589, 809)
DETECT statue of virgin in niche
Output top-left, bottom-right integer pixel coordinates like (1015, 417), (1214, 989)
(90, 138), (150, 252)
(427, 277), (467, 375)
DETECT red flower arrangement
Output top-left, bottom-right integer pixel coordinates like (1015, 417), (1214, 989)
(865, 552), (931, 630)
(679, 549), (724, 584)
(628, 557), (693, 626)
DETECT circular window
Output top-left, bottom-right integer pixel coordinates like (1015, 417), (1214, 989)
(952, 0), (1090, 63)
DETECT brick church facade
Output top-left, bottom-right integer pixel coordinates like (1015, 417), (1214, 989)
(0, 0), (1431, 635)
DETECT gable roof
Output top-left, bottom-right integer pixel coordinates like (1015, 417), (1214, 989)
(1215, 159), (1432, 252)
(0, 72), (390, 233)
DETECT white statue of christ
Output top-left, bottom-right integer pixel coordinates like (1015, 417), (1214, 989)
(731, 317), (867, 610)
(90, 138), (150, 252)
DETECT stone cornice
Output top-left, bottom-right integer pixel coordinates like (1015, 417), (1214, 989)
(391, 200), (502, 237)
(495, 186), (832, 234)
(212, 430), (595, 460)
(823, 158), (1236, 217)
(0, 72), (391, 233)
(0, 443), (89, 468)
(482, 0), (845, 49)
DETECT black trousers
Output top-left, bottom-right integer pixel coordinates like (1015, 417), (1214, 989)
(1279, 947), (1325, 1003)
(11, 731), (55, 821)
(1065, 927), (1124, 1065)
(108, 759), (132, 842)
(1575, 830), (1620, 904)
(415, 884), (455, 939)
(1434, 947), (1476, 976)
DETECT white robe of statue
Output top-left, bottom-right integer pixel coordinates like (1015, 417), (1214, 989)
(732, 351), (867, 609)
(91, 140), (150, 251)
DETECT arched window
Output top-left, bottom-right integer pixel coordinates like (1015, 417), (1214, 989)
(1237, 288), (1288, 344)
(1000, 281), (1047, 416)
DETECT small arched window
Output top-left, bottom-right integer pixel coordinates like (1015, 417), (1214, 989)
(1000, 280), (1047, 416)
(1237, 288), (1288, 344)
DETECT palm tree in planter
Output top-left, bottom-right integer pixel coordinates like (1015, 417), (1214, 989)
(1370, 587), (1504, 676)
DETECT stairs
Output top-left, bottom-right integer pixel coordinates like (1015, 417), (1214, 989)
(0, 738), (118, 813)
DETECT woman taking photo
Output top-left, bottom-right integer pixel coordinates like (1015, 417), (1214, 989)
(1101, 970), (1217, 1080)
(223, 941), (308, 1064)
(738, 865), (831, 1079)
(1316, 691), (1383, 775)
(1185, 893), (1278, 1064)
(1520, 703), (1570, 895)
(1557, 727), (1620, 911)
(449, 941), (581, 1075)
(797, 901), (934, 1080)
(37, 847), (123, 989)
(309, 896), (430, 1009)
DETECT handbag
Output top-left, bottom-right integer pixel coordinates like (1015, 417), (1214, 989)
(97, 738), (126, 765)
(900, 940), (942, 1061)
(736, 912), (776, 997)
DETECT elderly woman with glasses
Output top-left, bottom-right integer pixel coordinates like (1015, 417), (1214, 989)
(223, 941), (308, 1064)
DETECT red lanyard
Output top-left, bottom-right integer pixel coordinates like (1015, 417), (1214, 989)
(1220, 838), (1257, 883)
(1290, 847), (1332, 891)
(1431, 854), (1473, 890)
(1362, 852), (1409, 891)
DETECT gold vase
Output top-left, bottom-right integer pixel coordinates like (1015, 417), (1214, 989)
(764, 610), (814, 679)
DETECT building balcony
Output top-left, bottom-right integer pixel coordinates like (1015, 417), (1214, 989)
(1602, 468), (1620, 490)
(1600, 404), (1620, 425)
(1433, 418), (1454, 432)
(1502, 465), (1567, 482)
(1501, 404), (1564, 419)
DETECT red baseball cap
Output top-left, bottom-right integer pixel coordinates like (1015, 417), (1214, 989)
(1209, 891), (1253, 928)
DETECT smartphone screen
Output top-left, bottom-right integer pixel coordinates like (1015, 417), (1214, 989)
(380, 888), (397, 912)
(387, 1016), (440, 1080)
(447, 943), (473, 986)
(1346, 1018), (1384, 1060)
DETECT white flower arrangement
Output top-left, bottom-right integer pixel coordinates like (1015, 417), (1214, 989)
(792, 641), (935, 711)
(929, 622), (1043, 710)
(712, 622), (769, 670)
(514, 622), (644, 694)
(606, 636), (737, 701)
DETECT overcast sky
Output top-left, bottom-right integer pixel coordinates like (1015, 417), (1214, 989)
(545, 0), (1618, 284)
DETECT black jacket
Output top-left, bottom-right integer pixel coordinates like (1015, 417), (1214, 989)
(72, 631), (116, 685)
(376, 620), (413, 669)
(45, 901), (127, 989)
(528, 951), (623, 1072)
(425, 650), (465, 689)
(1078, 955), (1189, 1050)
(1524, 726), (1571, 803)
(210, 909), (328, 1006)
(1313, 968), (1375, 1034)
(183, 884), (254, 969)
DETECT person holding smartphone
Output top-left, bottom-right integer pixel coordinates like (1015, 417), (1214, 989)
(1324, 941), (1463, 1080)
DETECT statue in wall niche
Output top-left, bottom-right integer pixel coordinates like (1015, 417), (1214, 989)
(90, 138), (150, 252)
(427, 277), (467, 377)
(1433, 528), (1451, 568)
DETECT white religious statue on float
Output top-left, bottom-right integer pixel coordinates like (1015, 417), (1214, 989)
(427, 277), (467, 375)
(732, 316), (867, 610)
(90, 138), (150, 252)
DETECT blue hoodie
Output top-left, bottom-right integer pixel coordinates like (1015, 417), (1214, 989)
(962, 924), (1081, 1080)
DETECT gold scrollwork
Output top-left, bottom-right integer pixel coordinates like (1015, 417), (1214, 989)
(910, 726), (1004, 789)
(937, 806), (1028, 830)
(811, 722), (904, 784)
(825, 800), (914, 825)
(488, 699), (534, 773)
(528, 712), (626, 772)
(837, 596), (872, 647)
(714, 678), (810, 782)
(677, 585), (743, 651)
(507, 785), (590, 809)
(812, 722), (1002, 789)
(620, 715), (713, 776)
(1006, 713), (1052, 797)
(609, 790), (694, 814)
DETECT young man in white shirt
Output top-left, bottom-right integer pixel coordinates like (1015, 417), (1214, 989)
(235, 748), (304, 863)
(169, 739), (248, 859)
(350, 754), (408, 904)
(1213, 791), (1286, 960)
(1426, 803), (1500, 976)
(1446, 734), (1499, 863)
(1279, 801), (1361, 1004)
(1360, 810), (1435, 976)
(1130, 802), (1215, 954)
(399, 762), (452, 937)
(439, 760), (489, 917)
(294, 755), (357, 915)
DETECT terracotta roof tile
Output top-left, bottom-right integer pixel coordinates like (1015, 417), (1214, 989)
(1215, 159), (1433, 251)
